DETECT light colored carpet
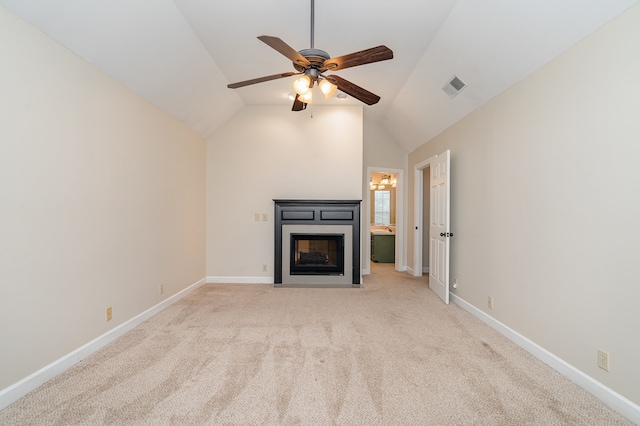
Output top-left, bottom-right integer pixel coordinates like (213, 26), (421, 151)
(0, 263), (631, 425)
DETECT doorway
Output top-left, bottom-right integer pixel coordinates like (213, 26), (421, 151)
(413, 157), (434, 277)
(422, 165), (430, 275)
(365, 167), (403, 275)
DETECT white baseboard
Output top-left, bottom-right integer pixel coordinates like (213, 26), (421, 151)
(450, 293), (640, 424)
(207, 276), (273, 284)
(422, 267), (429, 273)
(0, 277), (207, 411)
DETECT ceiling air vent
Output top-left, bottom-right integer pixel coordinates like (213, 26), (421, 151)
(442, 75), (467, 98)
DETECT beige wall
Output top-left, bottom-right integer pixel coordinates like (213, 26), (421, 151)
(408, 3), (640, 404)
(363, 120), (407, 270)
(0, 8), (206, 390)
(206, 105), (363, 279)
(364, 120), (406, 170)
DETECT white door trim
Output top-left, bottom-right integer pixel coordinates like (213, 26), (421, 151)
(413, 156), (436, 277)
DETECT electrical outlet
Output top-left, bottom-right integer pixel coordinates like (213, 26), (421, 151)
(598, 349), (609, 371)
(262, 264), (268, 272)
(487, 296), (493, 310)
(106, 307), (112, 321)
(254, 213), (260, 221)
(262, 213), (268, 221)
(452, 279), (458, 289)
(160, 284), (164, 294)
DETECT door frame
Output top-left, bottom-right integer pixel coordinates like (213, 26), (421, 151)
(364, 166), (404, 275)
(413, 155), (437, 277)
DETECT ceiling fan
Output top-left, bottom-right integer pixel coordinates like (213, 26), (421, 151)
(227, 0), (393, 111)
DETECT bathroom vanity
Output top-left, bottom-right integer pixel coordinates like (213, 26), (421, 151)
(370, 226), (395, 263)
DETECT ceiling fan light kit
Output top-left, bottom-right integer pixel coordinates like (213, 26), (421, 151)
(292, 75), (311, 95)
(226, 0), (393, 111)
(318, 78), (338, 99)
(298, 91), (313, 104)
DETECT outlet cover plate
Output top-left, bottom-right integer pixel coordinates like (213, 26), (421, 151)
(598, 349), (609, 371)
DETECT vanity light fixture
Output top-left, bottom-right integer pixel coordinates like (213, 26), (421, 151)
(371, 173), (396, 190)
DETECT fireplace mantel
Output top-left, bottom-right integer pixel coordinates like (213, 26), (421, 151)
(274, 199), (361, 287)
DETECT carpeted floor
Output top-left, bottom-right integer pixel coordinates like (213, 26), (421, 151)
(0, 263), (632, 425)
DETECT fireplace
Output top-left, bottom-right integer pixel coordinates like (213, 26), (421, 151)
(290, 233), (344, 275)
(274, 200), (361, 287)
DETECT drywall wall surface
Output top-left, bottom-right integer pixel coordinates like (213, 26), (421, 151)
(364, 120), (407, 271)
(0, 7), (206, 390)
(407, 3), (640, 404)
(206, 105), (363, 278)
(364, 119), (406, 169)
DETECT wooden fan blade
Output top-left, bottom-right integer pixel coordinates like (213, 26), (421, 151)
(227, 72), (296, 89)
(322, 45), (393, 71)
(258, 35), (310, 67)
(292, 96), (307, 112)
(326, 75), (380, 105)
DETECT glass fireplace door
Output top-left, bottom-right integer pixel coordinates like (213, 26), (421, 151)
(290, 233), (344, 275)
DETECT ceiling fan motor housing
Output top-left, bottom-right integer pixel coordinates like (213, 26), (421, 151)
(294, 48), (331, 73)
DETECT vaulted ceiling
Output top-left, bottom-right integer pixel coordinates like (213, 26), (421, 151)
(2, 0), (637, 152)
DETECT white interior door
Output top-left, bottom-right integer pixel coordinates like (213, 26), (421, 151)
(429, 150), (451, 304)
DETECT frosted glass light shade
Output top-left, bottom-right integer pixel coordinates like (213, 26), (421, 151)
(292, 75), (311, 95)
(318, 79), (337, 99)
(298, 91), (313, 104)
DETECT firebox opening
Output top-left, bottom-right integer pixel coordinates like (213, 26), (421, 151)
(290, 233), (344, 275)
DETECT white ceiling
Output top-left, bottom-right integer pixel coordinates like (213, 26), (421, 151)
(2, 0), (637, 152)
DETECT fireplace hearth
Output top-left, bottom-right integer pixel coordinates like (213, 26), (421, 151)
(274, 200), (361, 287)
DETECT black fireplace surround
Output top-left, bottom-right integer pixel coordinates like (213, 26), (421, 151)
(274, 199), (361, 286)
